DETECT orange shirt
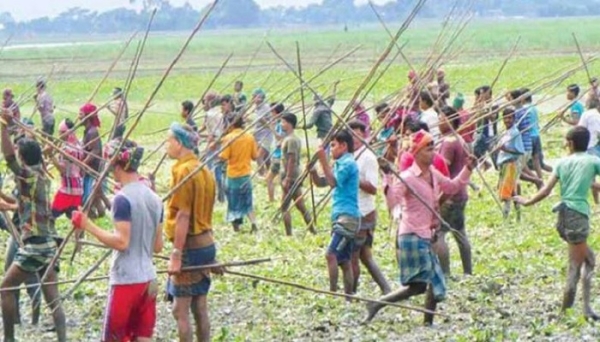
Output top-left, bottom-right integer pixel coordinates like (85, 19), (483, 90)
(165, 154), (216, 241)
(219, 128), (258, 178)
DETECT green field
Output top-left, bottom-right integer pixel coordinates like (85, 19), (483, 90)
(2, 16), (600, 341)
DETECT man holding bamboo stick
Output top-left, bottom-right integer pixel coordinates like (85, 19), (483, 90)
(80, 103), (108, 218)
(2, 89), (20, 135)
(108, 87), (129, 140)
(365, 130), (474, 325)
(71, 139), (163, 342)
(165, 122), (221, 342)
(0, 108), (66, 342)
(219, 117), (260, 233)
(34, 78), (55, 136)
(309, 130), (360, 297)
(348, 120), (390, 295)
(303, 82), (339, 151)
(48, 118), (84, 220)
(280, 112), (315, 236)
(252, 88), (272, 177)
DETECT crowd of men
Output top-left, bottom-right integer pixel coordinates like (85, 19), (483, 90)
(1, 68), (600, 341)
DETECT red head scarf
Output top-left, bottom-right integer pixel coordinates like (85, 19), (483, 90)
(80, 103), (100, 128)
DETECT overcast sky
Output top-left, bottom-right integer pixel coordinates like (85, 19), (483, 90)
(1, 0), (389, 21)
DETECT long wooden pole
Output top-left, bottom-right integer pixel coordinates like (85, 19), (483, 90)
(34, 1), (222, 306)
(0, 258), (276, 293)
(225, 270), (446, 317)
(295, 42), (318, 231)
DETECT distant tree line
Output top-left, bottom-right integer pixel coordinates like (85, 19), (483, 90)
(1, 0), (600, 35)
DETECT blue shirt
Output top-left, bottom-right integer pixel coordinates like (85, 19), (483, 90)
(376, 127), (394, 156)
(497, 126), (524, 166)
(272, 122), (284, 159)
(570, 101), (585, 122)
(527, 105), (540, 137)
(332, 153), (360, 220)
(515, 107), (532, 152)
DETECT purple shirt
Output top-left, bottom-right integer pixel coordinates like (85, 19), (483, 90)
(439, 136), (469, 202)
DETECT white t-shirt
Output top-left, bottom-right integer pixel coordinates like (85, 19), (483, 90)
(204, 107), (222, 138)
(354, 146), (378, 216)
(578, 109), (600, 149)
(420, 107), (440, 141)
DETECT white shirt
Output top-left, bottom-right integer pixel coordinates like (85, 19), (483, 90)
(420, 107), (440, 141)
(354, 146), (378, 216)
(578, 109), (600, 149)
(204, 107), (222, 138)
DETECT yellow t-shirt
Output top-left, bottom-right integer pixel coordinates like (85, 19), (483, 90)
(165, 154), (216, 241)
(219, 128), (258, 178)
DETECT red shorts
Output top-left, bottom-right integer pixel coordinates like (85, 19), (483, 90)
(102, 281), (157, 342)
(51, 192), (82, 212)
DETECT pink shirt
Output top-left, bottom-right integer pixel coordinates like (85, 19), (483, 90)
(383, 162), (471, 239)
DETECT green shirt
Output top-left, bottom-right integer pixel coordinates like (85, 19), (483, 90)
(6, 155), (56, 239)
(281, 133), (302, 181)
(554, 152), (600, 217)
(304, 103), (333, 139)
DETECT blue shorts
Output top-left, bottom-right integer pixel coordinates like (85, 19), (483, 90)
(82, 175), (108, 204)
(83, 175), (94, 204)
(327, 232), (354, 264)
(167, 244), (216, 298)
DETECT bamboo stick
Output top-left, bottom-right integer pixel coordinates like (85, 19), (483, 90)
(225, 270), (446, 317)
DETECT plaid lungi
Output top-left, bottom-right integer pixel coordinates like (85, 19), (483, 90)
(226, 175), (253, 222)
(397, 234), (446, 301)
(14, 235), (58, 273)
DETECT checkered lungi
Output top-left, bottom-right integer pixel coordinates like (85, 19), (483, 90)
(397, 233), (446, 301)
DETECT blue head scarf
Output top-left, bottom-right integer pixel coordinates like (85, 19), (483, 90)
(170, 122), (199, 150)
(252, 88), (266, 99)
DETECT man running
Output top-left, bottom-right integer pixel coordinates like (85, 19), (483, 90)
(348, 120), (390, 295)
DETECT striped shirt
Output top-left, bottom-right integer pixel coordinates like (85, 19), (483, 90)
(58, 143), (84, 196)
(515, 107), (532, 152)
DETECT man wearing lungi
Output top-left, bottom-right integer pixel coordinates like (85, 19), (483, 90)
(0, 108), (67, 342)
(365, 130), (474, 325)
(166, 122), (221, 341)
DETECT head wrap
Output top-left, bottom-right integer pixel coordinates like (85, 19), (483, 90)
(104, 139), (144, 172)
(170, 122), (200, 151)
(453, 93), (465, 110)
(80, 103), (100, 127)
(410, 130), (433, 155)
(252, 88), (266, 99)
